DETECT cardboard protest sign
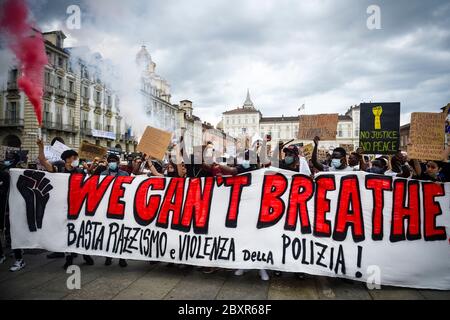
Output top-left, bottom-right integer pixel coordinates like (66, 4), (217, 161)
(298, 114), (338, 140)
(9, 168), (450, 290)
(302, 143), (314, 159)
(339, 144), (354, 154)
(78, 141), (107, 160)
(137, 126), (172, 161)
(408, 112), (446, 160)
(359, 102), (400, 154)
(318, 148), (329, 160)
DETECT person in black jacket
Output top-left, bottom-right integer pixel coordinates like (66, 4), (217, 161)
(37, 139), (94, 269)
(100, 154), (128, 267)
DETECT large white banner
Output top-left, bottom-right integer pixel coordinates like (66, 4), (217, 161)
(8, 168), (450, 290)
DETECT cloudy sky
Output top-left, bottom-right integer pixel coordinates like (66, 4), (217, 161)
(11, 0), (450, 125)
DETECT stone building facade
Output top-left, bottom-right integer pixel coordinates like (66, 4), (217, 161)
(0, 30), (137, 160)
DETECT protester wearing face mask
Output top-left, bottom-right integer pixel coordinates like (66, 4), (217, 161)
(311, 136), (353, 172)
(100, 154), (130, 267)
(280, 145), (311, 176)
(37, 139), (95, 269)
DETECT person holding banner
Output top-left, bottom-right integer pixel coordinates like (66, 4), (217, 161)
(366, 157), (388, 174)
(348, 148), (368, 171)
(383, 151), (413, 178)
(37, 139), (95, 269)
(0, 160), (13, 267)
(312, 136), (353, 172)
(0, 155), (28, 271)
(100, 154), (130, 268)
(280, 145), (311, 176)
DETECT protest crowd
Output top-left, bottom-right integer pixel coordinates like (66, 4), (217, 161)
(1, 127), (449, 282)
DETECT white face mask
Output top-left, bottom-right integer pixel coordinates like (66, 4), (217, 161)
(331, 159), (342, 169)
(71, 159), (80, 168)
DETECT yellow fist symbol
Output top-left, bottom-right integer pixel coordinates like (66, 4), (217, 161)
(372, 106), (383, 130)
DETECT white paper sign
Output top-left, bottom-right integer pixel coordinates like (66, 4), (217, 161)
(44, 141), (70, 162)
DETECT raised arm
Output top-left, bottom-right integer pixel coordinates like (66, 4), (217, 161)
(311, 136), (324, 171)
(37, 139), (54, 172)
(442, 146), (450, 162)
(411, 158), (422, 177)
(356, 147), (367, 171)
(146, 158), (164, 177)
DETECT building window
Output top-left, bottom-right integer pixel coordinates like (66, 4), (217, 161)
(83, 86), (89, 98)
(58, 57), (64, 68)
(56, 106), (63, 125)
(44, 103), (51, 123)
(67, 109), (75, 126)
(45, 72), (51, 86)
(57, 76), (63, 89)
(95, 114), (101, 130)
(116, 119), (121, 134)
(68, 80), (74, 93)
(6, 102), (18, 120)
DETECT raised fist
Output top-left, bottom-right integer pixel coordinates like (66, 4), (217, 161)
(17, 170), (53, 232)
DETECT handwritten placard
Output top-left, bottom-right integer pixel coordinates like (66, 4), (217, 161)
(316, 148), (329, 161)
(340, 144), (354, 154)
(359, 102), (400, 154)
(302, 143), (314, 159)
(78, 141), (107, 160)
(298, 114), (338, 140)
(137, 126), (172, 161)
(408, 112), (446, 160)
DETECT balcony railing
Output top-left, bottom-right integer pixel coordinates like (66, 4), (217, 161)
(67, 92), (77, 101)
(80, 124), (92, 136)
(55, 88), (66, 98)
(0, 118), (24, 127)
(124, 134), (136, 142)
(63, 123), (79, 133)
(44, 85), (53, 95)
(42, 120), (63, 131)
(81, 97), (90, 107)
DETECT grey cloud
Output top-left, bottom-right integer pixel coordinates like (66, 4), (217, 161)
(25, 0), (450, 125)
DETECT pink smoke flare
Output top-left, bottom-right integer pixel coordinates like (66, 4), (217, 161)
(0, 0), (48, 126)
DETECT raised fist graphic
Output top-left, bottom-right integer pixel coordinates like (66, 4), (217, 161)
(16, 170), (53, 232)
